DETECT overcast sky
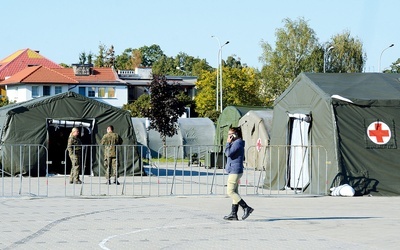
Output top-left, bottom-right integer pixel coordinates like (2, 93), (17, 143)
(2, 0), (398, 72)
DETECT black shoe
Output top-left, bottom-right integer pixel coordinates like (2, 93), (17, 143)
(238, 199), (254, 220)
(223, 213), (238, 220)
(242, 207), (254, 220)
(106, 180), (111, 185)
(114, 180), (120, 185)
(75, 180), (82, 184)
(69, 181), (73, 184)
(223, 204), (239, 221)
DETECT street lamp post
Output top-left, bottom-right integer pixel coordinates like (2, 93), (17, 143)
(219, 41), (229, 112)
(212, 36), (220, 111)
(324, 45), (334, 73)
(212, 36), (229, 112)
(379, 44), (394, 72)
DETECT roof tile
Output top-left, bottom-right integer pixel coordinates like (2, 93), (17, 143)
(0, 48), (62, 81)
(1, 66), (78, 85)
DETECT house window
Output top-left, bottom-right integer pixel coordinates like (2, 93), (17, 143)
(55, 86), (62, 94)
(79, 87), (86, 96)
(88, 87), (95, 97)
(98, 87), (105, 98)
(43, 86), (51, 96)
(32, 86), (39, 98)
(107, 87), (115, 98)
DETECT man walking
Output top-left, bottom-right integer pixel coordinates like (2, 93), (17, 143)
(101, 125), (123, 185)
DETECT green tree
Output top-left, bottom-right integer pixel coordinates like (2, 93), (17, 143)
(145, 75), (187, 150)
(222, 67), (263, 107)
(122, 94), (150, 117)
(78, 51), (94, 65)
(79, 52), (87, 64)
(104, 45), (115, 68)
(115, 48), (142, 70)
(194, 66), (262, 119)
(304, 46), (324, 73)
(59, 63), (71, 68)
(225, 55), (243, 69)
(152, 55), (176, 75)
(0, 96), (13, 108)
(384, 58), (400, 73)
(194, 70), (218, 117)
(139, 44), (165, 67)
(93, 43), (116, 68)
(94, 43), (106, 67)
(152, 52), (213, 76)
(131, 49), (142, 69)
(87, 52), (93, 65)
(259, 17), (319, 105)
(191, 59), (213, 76)
(326, 30), (366, 73)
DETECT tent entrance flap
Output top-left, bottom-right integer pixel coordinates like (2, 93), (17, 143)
(46, 118), (95, 174)
(287, 113), (311, 189)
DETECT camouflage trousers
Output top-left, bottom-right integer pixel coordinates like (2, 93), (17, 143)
(104, 157), (119, 180)
(69, 154), (81, 182)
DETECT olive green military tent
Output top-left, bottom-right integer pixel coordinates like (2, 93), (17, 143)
(214, 106), (267, 149)
(268, 72), (400, 196)
(239, 109), (273, 170)
(207, 106), (267, 168)
(0, 91), (142, 176)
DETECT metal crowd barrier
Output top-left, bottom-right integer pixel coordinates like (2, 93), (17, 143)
(0, 144), (329, 198)
(0, 144), (49, 197)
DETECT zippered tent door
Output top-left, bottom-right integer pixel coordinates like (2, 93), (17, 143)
(287, 113), (311, 189)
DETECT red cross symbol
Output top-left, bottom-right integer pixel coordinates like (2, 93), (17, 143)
(367, 121), (391, 144)
(256, 138), (262, 152)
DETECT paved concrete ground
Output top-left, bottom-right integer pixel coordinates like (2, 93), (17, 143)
(1, 195), (399, 249)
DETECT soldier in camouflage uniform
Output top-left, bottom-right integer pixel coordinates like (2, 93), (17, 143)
(67, 127), (82, 184)
(101, 125), (123, 185)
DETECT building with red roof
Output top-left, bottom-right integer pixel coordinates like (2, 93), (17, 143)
(0, 63), (127, 107)
(0, 48), (196, 109)
(0, 49), (63, 97)
(0, 49), (62, 81)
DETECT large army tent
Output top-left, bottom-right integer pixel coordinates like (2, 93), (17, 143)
(131, 117), (215, 159)
(0, 91), (142, 176)
(239, 109), (273, 170)
(268, 72), (400, 196)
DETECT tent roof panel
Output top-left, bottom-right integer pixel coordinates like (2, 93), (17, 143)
(304, 73), (400, 101)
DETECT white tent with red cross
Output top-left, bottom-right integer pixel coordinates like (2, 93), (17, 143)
(238, 109), (273, 171)
(267, 72), (400, 196)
